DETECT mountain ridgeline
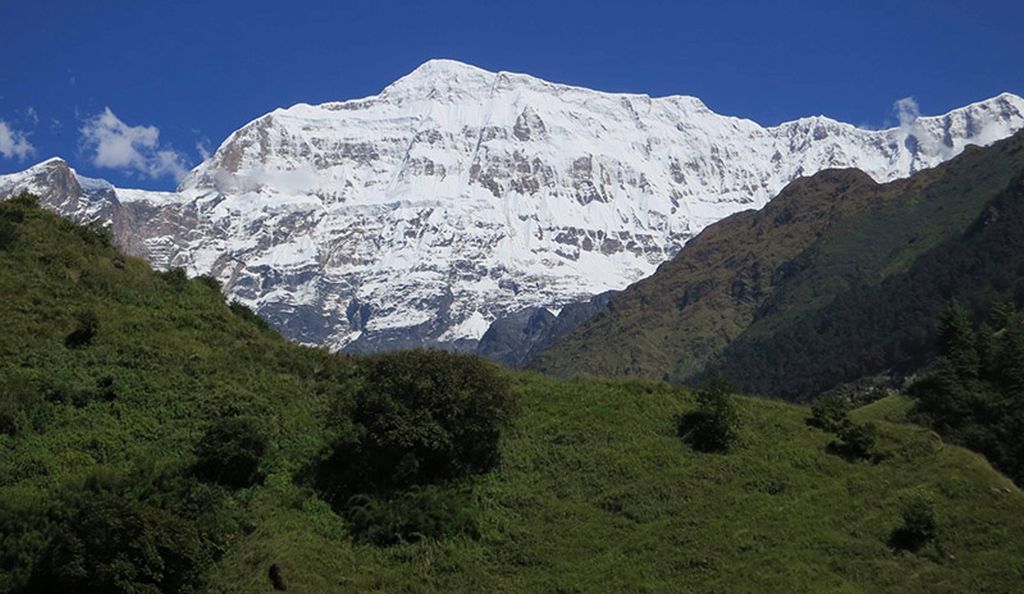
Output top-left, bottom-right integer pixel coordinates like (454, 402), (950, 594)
(535, 129), (1024, 399)
(1, 62), (1022, 354)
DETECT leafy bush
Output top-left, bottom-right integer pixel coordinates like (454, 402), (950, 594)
(807, 394), (852, 432)
(194, 417), (268, 488)
(312, 350), (515, 505)
(12, 469), (233, 594)
(833, 421), (878, 461)
(0, 491), (54, 591)
(6, 192), (40, 209)
(195, 275), (222, 293)
(162, 267), (189, 292)
(75, 221), (113, 248)
(308, 350), (513, 546)
(64, 310), (99, 349)
(345, 486), (479, 546)
(0, 397), (28, 436)
(0, 192), (37, 251)
(678, 376), (741, 453)
(229, 300), (270, 331)
(28, 492), (207, 593)
(890, 491), (938, 551)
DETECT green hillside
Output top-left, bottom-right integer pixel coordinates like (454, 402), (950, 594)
(2, 196), (1024, 593)
(707, 167), (1024, 399)
(533, 131), (1024, 393)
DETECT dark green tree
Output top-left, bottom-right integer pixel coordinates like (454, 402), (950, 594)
(678, 376), (741, 452)
(29, 495), (205, 594)
(911, 304), (1024, 484)
(834, 421), (878, 461)
(994, 317), (1024, 395)
(807, 393), (852, 433)
(312, 350), (516, 506)
(194, 417), (268, 489)
(890, 491), (938, 551)
(939, 303), (979, 379)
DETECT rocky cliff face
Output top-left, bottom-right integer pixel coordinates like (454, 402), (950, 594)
(2, 60), (1023, 351)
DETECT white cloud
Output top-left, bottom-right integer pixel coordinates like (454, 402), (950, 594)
(0, 120), (35, 160)
(80, 107), (190, 181)
(893, 96), (954, 160)
(196, 139), (212, 161)
(24, 106), (39, 126)
(894, 96), (921, 128)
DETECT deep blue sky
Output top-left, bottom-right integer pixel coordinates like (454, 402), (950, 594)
(1, 0), (1021, 190)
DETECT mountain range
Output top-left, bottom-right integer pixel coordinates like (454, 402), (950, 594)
(2, 60), (1023, 353)
(536, 129), (1024, 399)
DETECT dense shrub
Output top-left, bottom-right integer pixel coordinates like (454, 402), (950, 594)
(10, 470), (232, 594)
(678, 376), (741, 453)
(195, 275), (222, 293)
(890, 491), (938, 551)
(229, 300), (270, 331)
(194, 417), (268, 488)
(28, 492), (208, 593)
(0, 491), (53, 591)
(833, 421), (878, 461)
(162, 267), (189, 291)
(0, 397), (27, 436)
(807, 394), (852, 432)
(313, 350), (515, 506)
(39, 375), (117, 408)
(1, 192), (38, 251)
(75, 221), (113, 248)
(64, 310), (99, 349)
(308, 350), (514, 546)
(344, 486), (479, 546)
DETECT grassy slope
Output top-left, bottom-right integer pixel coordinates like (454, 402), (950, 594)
(536, 131), (1024, 387)
(213, 375), (1024, 593)
(2, 201), (1024, 592)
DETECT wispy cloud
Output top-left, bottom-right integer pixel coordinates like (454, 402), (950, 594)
(894, 96), (921, 129)
(196, 139), (212, 161)
(80, 107), (190, 181)
(0, 120), (35, 160)
(893, 96), (955, 160)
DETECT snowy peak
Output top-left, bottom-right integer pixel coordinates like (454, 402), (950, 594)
(0, 157), (93, 215)
(382, 59), (498, 96)
(3, 61), (1024, 353)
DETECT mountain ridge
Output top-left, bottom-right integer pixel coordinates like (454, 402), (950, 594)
(3, 60), (1023, 352)
(533, 129), (1024, 391)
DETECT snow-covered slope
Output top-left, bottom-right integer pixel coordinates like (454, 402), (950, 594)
(3, 60), (1023, 350)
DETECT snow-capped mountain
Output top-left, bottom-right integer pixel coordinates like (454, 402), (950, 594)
(3, 60), (1023, 351)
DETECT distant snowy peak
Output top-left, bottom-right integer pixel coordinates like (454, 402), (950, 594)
(0, 157), (113, 222)
(4, 60), (1024, 353)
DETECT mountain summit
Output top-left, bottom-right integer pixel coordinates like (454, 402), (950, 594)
(3, 60), (1023, 350)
